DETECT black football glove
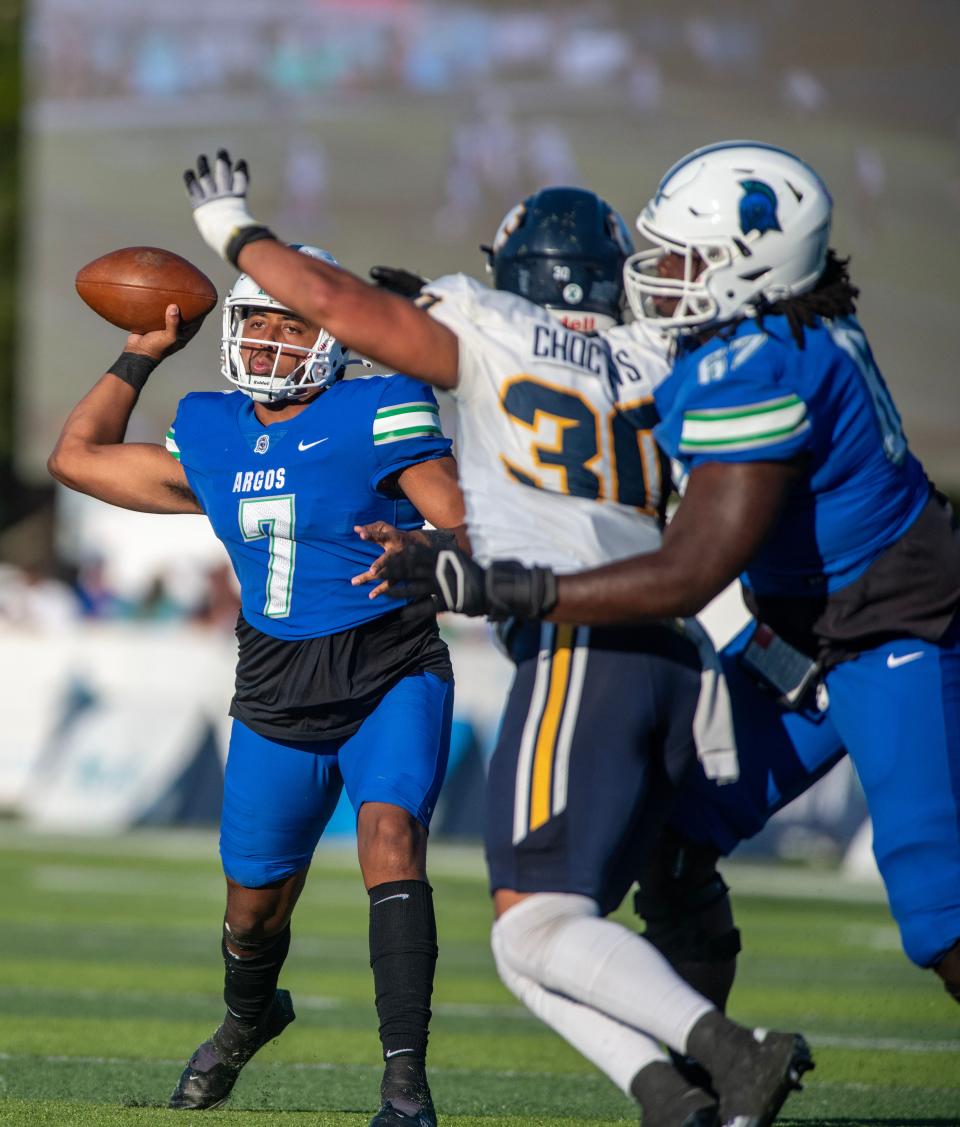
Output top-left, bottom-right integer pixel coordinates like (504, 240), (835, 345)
(381, 541), (558, 619)
(369, 264), (429, 298)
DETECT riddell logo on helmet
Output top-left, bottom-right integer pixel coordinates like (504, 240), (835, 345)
(558, 313), (597, 332)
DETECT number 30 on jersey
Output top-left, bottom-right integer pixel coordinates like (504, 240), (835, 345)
(499, 376), (668, 517)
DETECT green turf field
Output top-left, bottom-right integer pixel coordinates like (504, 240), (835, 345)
(1, 830), (957, 1126)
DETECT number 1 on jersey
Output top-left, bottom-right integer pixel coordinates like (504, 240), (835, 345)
(239, 495), (296, 617)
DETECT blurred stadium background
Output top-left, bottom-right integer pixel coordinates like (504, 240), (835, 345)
(1, 0), (957, 847)
(2, 0), (960, 862)
(0, 0), (957, 852)
(1, 2), (960, 1122)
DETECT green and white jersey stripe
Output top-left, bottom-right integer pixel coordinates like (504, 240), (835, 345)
(679, 393), (809, 453)
(372, 401), (442, 446)
(165, 427), (181, 461)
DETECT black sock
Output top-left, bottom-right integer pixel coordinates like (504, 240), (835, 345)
(368, 879), (437, 1063)
(222, 923), (290, 1026)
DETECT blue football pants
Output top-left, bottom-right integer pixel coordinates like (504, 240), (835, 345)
(220, 671), (453, 888)
(670, 617), (960, 967)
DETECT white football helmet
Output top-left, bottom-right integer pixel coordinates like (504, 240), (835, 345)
(623, 141), (832, 332)
(221, 244), (348, 402)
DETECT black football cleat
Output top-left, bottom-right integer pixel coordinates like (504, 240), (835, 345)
(369, 1054), (437, 1127)
(669, 1051), (718, 1101)
(368, 1096), (438, 1127)
(715, 1029), (813, 1127)
(630, 1059), (719, 1127)
(168, 988), (295, 1110)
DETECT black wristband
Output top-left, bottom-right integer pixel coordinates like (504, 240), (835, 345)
(533, 566), (559, 617)
(423, 529), (457, 550)
(107, 351), (159, 393)
(486, 561), (558, 619)
(225, 224), (277, 269)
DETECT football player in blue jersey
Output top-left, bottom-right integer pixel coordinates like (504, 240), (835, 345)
(48, 245), (467, 1127)
(179, 152), (819, 1127)
(379, 142), (960, 1013)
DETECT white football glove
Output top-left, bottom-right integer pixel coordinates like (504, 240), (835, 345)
(183, 149), (276, 267)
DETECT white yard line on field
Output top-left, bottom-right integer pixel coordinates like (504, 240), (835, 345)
(3, 1024), (959, 1062)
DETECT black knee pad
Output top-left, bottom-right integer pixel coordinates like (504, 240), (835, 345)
(223, 919), (291, 957)
(634, 828), (741, 966)
(221, 921), (291, 1025)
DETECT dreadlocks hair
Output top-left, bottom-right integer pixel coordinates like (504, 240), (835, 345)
(757, 249), (860, 349)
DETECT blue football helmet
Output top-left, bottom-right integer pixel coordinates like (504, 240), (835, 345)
(484, 187), (634, 331)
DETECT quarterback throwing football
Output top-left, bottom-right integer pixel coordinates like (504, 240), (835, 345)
(49, 245), (466, 1127)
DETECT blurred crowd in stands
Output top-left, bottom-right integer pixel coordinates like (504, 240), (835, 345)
(30, 0), (954, 136)
(31, 3), (714, 104)
(0, 489), (242, 633)
(28, 0), (953, 244)
(0, 557), (241, 632)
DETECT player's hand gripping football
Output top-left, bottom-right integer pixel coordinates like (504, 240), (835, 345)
(376, 539), (559, 619)
(124, 303), (207, 363)
(183, 150), (276, 267)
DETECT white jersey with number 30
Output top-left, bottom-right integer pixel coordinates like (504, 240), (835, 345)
(421, 274), (672, 571)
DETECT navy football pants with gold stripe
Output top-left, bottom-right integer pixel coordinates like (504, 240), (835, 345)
(485, 619), (706, 917)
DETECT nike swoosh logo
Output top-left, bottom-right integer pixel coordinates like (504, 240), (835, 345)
(384, 1048), (415, 1058)
(298, 438), (329, 451)
(372, 893), (411, 906)
(886, 651), (924, 669)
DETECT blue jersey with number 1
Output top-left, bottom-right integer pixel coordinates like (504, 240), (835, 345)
(653, 313), (930, 597)
(166, 375), (451, 640)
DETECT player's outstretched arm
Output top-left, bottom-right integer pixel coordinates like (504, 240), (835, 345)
(48, 305), (203, 515)
(549, 460), (799, 623)
(183, 150), (460, 389)
(378, 460), (799, 622)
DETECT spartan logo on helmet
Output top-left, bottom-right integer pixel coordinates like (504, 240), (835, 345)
(738, 180), (782, 238)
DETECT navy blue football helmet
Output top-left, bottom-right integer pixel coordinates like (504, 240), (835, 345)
(483, 187), (634, 330)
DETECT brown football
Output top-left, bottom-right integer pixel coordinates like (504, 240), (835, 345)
(75, 246), (218, 334)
